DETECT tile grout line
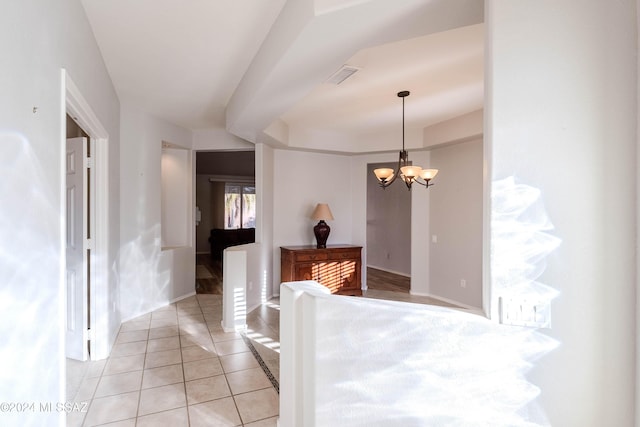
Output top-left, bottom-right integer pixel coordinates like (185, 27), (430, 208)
(136, 321), (149, 422)
(76, 295), (278, 426)
(134, 312), (153, 423)
(239, 332), (279, 394)
(179, 302), (192, 427)
(200, 297), (245, 427)
(75, 358), (98, 427)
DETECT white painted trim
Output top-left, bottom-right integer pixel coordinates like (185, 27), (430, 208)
(366, 264), (411, 278)
(635, 4), (640, 424)
(222, 250), (248, 332)
(119, 292), (197, 324)
(63, 69), (112, 360)
(208, 175), (255, 183)
(91, 139), (110, 359)
(193, 151), (198, 264)
(58, 70), (68, 413)
(482, 8), (494, 322)
(65, 74), (108, 139)
(409, 290), (483, 313)
(246, 301), (263, 315)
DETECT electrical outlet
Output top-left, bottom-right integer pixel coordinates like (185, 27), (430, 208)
(460, 279), (466, 288)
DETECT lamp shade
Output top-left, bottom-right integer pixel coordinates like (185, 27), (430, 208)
(420, 169), (439, 180)
(400, 165), (422, 179)
(373, 168), (395, 182)
(311, 203), (334, 221)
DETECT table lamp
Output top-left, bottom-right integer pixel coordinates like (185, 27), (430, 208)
(311, 203), (334, 248)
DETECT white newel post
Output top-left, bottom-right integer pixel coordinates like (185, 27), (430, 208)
(279, 281), (330, 427)
(221, 249), (247, 332)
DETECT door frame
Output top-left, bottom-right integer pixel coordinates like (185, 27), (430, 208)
(62, 70), (111, 359)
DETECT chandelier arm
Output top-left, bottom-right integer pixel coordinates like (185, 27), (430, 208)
(378, 172), (398, 188)
(412, 178), (435, 188)
(404, 178), (413, 190)
(378, 151), (404, 188)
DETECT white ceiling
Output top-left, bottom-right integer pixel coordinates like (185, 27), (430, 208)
(281, 25), (484, 134)
(82, 0), (288, 129)
(82, 0), (484, 153)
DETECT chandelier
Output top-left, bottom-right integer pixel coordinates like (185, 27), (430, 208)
(373, 91), (438, 190)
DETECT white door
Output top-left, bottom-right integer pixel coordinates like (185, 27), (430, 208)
(66, 137), (88, 361)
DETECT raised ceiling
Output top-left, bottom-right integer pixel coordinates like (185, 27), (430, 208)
(280, 25), (484, 134)
(82, 0), (484, 153)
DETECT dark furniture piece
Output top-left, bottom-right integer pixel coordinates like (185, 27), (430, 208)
(280, 245), (362, 296)
(208, 228), (255, 260)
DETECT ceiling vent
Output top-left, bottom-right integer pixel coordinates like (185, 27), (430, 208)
(326, 65), (360, 85)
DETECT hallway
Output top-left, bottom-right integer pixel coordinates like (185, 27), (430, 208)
(66, 272), (460, 426)
(67, 293), (279, 427)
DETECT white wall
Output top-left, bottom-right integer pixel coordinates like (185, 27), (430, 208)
(487, 1), (636, 425)
(272, 150), (353, 294)
(288, 126), (424, 154)
(429, 138), (483, 308)
(195, 177), (226, 252)
(195, 175), (212, 252)
(423, 109), (483, 147)
(119, 102), (195, 321)
(0, 1), (120, 425)
(161, 147), (191, 247)
(192, 127), (255, 151)
(256, 143), (275, 298)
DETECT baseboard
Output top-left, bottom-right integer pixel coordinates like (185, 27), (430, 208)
(171, 292), (197, 304)
(246, 301), (262, 314)
(408, 290), (483, 314)
(366, 265), (411, 278)
(120, 291), (197, 323)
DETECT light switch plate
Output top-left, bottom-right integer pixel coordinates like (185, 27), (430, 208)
(499, 296), (551, 329)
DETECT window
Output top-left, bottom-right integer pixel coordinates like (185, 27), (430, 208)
(224, 183), (256, 229)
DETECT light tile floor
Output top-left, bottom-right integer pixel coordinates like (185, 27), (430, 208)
(66, 287), (461, 426)
(67, 294), (279, 427)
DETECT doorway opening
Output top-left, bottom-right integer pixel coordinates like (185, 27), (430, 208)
(65, 117), (93, 361)
(365, 162), (412, 294)
(64, 70), (111, 362)
(64, 70), (111, 403)
(194, 150), (255, 294)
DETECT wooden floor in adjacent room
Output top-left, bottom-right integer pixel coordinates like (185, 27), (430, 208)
(197, 258), (412, 297)
(195, 253), (223, 294)
(366, 267), (410, 293)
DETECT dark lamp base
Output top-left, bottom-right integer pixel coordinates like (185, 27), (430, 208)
(313, 220), (331, 248)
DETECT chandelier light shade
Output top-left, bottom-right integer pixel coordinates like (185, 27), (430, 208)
(373, 91), (439, 190)
(311, 203), (334, 248)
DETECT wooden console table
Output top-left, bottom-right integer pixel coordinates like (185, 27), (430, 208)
(280, 245), (362, 296)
